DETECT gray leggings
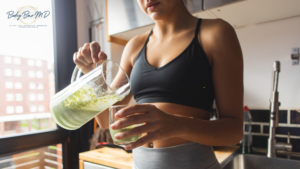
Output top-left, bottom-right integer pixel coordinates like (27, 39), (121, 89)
(132, 142), (222, 169)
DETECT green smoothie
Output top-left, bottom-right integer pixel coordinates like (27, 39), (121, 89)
(109, 125), (142, 144)
(50, 84), (122, 130)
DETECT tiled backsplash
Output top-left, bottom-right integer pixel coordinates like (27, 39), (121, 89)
(249, 109), (300, 152)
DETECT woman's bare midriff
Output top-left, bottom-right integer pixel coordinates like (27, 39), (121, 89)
(141, 102), (210, 148)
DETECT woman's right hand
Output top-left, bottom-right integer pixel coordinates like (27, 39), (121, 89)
(73, 41), (107, 74)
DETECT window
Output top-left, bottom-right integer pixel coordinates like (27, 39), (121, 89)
(15, 94), (23, 101)
(30, 105), (37, 112)
(13, 58), (21, 65)
(14, 82), (22, 89)
(5, 81), (13, 89)
(0, 144), (63, 168)
(37, 94), (44, 101)
(37, 83), (44, 90)
(5, 69), (13, 76)
(38, 105), (44, 112)
(36, 60), (43, 67)
(29, 82), (36, 89)
(6, 94), (14, 101)
(0, 1), (79, 167)
(15, 106), (23, 113)
(6, 106), (14, 114)
(29, 93), (36, 101)
(14, 69), (22, 77)
(27, 59), (35, 66)
(36, 71), (43, 78)
(28, 70), (35, 78)
(4, 56), (12, 64)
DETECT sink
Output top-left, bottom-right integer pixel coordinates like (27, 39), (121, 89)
(222, 154), (300, 169)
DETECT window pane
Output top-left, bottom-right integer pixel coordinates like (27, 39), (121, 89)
(15, 94), (23, 101)
(6, 106), (14, 114)
(37, 83), (44, 90)
(13, 57), (21, 65)
(36, 60), (43, 67)
(5, 82), (13, 89)
(29, 82), (36, 89)
(15, 106), (23, 113)
(38, 105), (45, 112)
(6, 94), (14, 101)
(29, 94), (36, 101)
(0, 1), (56, 137)
(36, 71), (43, 78)
(27, 59), (35, 66)
(14, 69), (22, 77)
(5, 69), (13, 76)
(28, 70), (35, 78)
(0, 144), (63, 169)
(30, 106), (37, 113)
(37, 94), (44, 101)
(14, 82), (22, 89)
(4, 56), (12, 64)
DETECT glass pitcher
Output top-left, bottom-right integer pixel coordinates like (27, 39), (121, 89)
(50, 60), (130, 130)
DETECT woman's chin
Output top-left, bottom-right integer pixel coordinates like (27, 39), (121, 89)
(149, 13), (166, 20)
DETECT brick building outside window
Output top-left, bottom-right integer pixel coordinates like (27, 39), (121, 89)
(0, 55), (56, 136)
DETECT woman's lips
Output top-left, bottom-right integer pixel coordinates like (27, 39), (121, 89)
(147, 2), (160, 11)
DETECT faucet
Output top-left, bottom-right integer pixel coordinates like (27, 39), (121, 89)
(267, 61), (292, 158)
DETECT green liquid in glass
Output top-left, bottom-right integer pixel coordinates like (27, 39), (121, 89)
(109, 125), (142, 144)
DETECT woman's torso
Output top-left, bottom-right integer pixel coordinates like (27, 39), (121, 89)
(142, 103), (210, 148)
(127, 18), (213, 148)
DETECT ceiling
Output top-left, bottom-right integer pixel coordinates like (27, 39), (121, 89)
(112, 0), (300, 41)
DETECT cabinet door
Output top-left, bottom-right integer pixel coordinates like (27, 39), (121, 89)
(84, 161), (116, 169)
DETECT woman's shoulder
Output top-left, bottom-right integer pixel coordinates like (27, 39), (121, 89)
(199, 18), (235, 42)
(198, 18), (240, 63)
(122, 30), (151, 66)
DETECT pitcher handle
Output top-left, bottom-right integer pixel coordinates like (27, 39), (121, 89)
(71, 65), (82, 84)
(71, 63), (100, 83)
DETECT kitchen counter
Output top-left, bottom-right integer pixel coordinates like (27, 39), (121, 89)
(79, 146), (240, 169)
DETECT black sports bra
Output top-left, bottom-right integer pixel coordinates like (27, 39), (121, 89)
(130, 19), (215, 112)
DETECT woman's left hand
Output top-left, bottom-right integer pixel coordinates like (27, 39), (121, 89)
(110, 104), (183, 150)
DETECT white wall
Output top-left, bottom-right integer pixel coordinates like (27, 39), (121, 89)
(110, 42), (125, 64)
(236, 16), (300, 109)
(76, 0), (111, 58)
(76, 0), (89, 48)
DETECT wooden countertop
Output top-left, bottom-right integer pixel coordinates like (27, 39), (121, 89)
(214, 146), (240, 164)
(79, 146), (239, 169)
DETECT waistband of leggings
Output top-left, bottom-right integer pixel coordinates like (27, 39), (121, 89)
(134, 141), (207, 152)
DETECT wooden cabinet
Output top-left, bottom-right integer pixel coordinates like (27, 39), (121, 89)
(79, 147), (132, 169)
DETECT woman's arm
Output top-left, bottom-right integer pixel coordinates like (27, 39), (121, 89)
(95, 33), (149, 129)
(178, 19), (244, 146)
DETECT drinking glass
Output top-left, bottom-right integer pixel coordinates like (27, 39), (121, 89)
(109, 105), (142, 145)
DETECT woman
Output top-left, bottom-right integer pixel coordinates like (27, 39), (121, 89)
(74, 0), (243, 168)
